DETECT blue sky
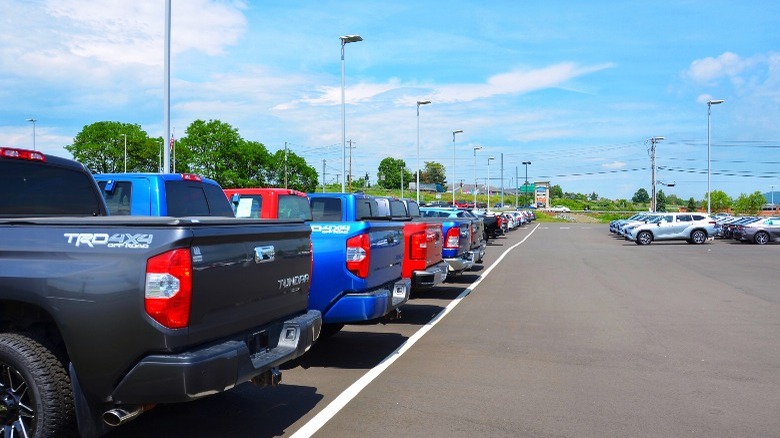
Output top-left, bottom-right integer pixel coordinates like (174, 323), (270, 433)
(2, 0), (778, 200)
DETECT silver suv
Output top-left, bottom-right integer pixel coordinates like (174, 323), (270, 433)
(626, 213), (716, 245)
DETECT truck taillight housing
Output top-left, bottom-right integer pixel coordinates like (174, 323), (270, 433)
(410, 231), (428, 260)
(0, 147), (45, 162)
(444, 228), (460, 249)
(346, 233), (371, 278)
(145, 248), (192, 329)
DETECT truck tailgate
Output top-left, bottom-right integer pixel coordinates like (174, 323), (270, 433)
(186, 221), (312, 345)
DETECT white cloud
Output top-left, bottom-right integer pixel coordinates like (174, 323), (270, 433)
(685, 52), (759, 85)
(602, 161), (626, 169)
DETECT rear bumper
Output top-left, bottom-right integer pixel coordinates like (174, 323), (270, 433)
(323, 278), (411, 324)
(471, 242), (486, 263)
(109, 310), (322, 404)
(445, 251), (475, 273)
(411, 260), (448, 290)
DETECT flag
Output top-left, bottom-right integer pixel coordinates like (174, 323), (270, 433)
(169, 135), (175, 152)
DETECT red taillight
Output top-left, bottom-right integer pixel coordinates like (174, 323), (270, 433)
(145, 249), (192, 329)
(444, 227), (460, 249)
(0, 147), (46, 162)
(346, 233), (371, 278)
(181, 173), (203, 182)
(410, 231), (428, 260)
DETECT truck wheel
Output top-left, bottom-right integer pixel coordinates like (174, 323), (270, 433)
(0, 333), (76, 438)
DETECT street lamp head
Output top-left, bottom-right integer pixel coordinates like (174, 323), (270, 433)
(651, 136), (665, 142)
(488, 156), (495, 161)
(473, 146), (482, 152)
(522, 161), (531, 165)
(417, 100), (431, 106)
(340, 35), (363, 44)
(708, 99), (724, 105)
(26, 118), (36, 123)
(453, 129), (463, 135)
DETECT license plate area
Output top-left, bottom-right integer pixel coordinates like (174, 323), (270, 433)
(245, 330), (269, 355)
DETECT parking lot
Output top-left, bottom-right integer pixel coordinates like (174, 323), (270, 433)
(108, 224), (780, 438)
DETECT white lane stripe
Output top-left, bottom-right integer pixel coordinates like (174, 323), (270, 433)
(291, 223), (541, 438)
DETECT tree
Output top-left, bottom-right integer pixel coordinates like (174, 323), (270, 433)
(589, 192), (599, 201)
(265, 149), (319, 192)
(550, 184), (563, 199)
(656, 190), (667, 212)
(65, 121), (161, 174)
(702, 190), (732, 213)
(687, 197), (698, 212)
(733, 191), (766, 215)
(421, 161), (447, 186)
(632, 188), (650, 203)
(377, 157), (411, 190)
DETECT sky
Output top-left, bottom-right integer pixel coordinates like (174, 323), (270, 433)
(1, 0), (779, 201)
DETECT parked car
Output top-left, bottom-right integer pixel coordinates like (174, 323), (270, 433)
(733, 217), (780, 244)
(625, 213), (717, 245)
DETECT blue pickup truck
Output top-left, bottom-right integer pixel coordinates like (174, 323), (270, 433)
(93, 173), (234, 217)
(307, 193), (411, 337)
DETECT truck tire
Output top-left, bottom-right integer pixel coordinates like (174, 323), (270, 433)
(0, 332), (76, 438)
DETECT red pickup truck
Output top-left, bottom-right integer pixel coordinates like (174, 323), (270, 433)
(373, 196), (449, 291)
(223, 188), (312, 220)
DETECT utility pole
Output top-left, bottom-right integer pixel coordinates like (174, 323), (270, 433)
(500, 153), (504, 208)
(348, 139), (356, 192)
(649, 136), (664, 212)
(284, 142), (288, 189)
(515, 166), (518, 208)
(322, 159), (326, 193)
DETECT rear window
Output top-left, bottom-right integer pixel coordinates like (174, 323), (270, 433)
(233, 194), (262, 218)
(97, 181), (132, 215)
(389, 200), (407, 217)
(0, 160), (103, 216)
(165, 180), (234, 217)
(278, 195), (312, 220)
(356, 199), (377, 220)
(406, 202), (420, 217)
(311, 197), (342, 221)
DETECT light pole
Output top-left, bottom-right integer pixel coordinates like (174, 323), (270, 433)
(772, 184), (775, 213)
(522, 161), (531, 208)
(487, 156), (495, 210)
(26, 118), (36, 150)
(416, 100), (431, 203)
(340, 34), (363, 192)
(649, 136), (664, 212)
(121, 134), (127, 172)
(452, 130), (463, 206)
(473, 146), (482, 208)
(707, 99), (724, 215)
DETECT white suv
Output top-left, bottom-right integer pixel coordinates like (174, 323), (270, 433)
(626, 213), (716, 245)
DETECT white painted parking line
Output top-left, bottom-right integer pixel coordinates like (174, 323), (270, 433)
(290, 224), (541, 438)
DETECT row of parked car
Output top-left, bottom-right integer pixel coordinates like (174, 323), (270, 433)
(610, 212), (779, 245)
(1, 144), (539, 438)
(609, 212), (717, 245)
(714, 214), (780, 244)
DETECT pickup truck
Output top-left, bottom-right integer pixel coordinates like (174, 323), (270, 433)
(92, 172), (235, 217)
(223, 187), (312, 221)
(0, 148), (321, 437)
(373, 197), (448, 291)
(307, 193), (411, 337)
(418, 207), (475, 275)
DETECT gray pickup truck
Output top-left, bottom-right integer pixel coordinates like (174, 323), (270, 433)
(0, 147), (321, 437)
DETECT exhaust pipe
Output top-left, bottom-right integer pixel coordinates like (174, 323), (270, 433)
(250, 367), (282, 388)
(103, 404), (154, 427)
